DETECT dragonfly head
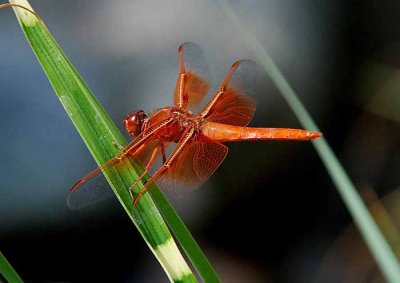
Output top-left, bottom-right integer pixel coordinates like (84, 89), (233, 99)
(123, 110), (147, 137)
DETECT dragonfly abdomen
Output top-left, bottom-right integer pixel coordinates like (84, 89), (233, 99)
(201, 122), (321, 142)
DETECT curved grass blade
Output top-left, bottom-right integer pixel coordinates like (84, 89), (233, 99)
(149, 187), (221, 283)
(2, 0), (218, 281)
(0, 250), (23, 283)
(218, 1), (400, 282)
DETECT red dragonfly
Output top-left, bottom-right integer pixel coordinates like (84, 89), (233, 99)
(68, 42), (321, 209)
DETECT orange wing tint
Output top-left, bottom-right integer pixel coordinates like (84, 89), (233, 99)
(174, 42), (211, 110)
(156, 134), (228, 191)
(201, 60), (258, 126)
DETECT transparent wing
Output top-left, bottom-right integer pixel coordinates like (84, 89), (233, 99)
(173, 42), (211, 111)
(67, 138), (163, 210)
(157, 134), (228, 191)
(201, 60), (259, 126)
(67, 173), (114, 210)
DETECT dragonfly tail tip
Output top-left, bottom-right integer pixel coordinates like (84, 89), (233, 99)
(309, 131), (323, 140)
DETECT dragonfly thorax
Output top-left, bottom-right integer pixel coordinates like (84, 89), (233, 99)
(148, 107), (203, 143)
(172, 108), (203, 129)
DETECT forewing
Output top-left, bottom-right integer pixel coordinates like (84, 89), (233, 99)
(67, 172), (114, 210)
(67, 139), (155, 209)
(67, 155), (123, 210)
(157, 134), (228, 191)
(201, 60), (259, 126)
(174, 42), (211, 111)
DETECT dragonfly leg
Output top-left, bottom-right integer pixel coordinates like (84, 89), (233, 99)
(112, 141), (126, 151)
(113, 143), (147, 162)
(133, 127), (195, 206)
(128, 145), (160, 199)
(133, 165), (170, 206)
(113, 133), (147, 160)
(160, 143), (167, 164)
(128, 173), (145, 200)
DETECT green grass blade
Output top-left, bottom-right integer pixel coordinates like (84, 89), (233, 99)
(150, 188), (221, 283)
(0, 251), (23, 283)
(5, 0), (206, 282)
(218, 1), (400, 282)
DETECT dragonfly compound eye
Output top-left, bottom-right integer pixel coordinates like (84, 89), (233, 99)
(123, 110), (147, 137)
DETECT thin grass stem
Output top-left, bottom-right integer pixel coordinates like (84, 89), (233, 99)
(218, 1), (400, 282)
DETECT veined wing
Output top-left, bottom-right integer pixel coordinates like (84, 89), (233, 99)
(174, 42), (211, 111)
(67, 118), (173, 209)
(157, 134), (228, 191)
(200, 60), (259, 126)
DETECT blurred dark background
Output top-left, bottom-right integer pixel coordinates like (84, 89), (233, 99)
(1, 0), (400, 282)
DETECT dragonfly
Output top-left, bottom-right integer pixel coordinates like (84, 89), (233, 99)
(68, 42), (322, 209)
